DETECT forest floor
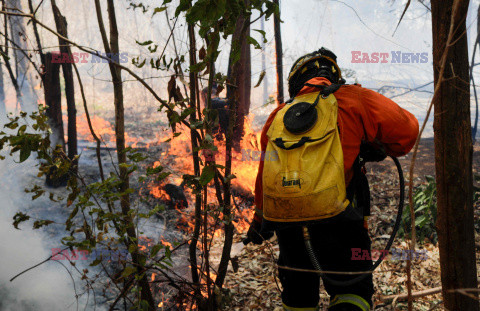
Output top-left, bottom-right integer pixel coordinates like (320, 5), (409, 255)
(218, 138), (480, 311)
(91, 110), (480, 310)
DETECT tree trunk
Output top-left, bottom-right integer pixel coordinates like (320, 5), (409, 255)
(216, 16), (250, 293)
(273, 0), (284, 104)
(227, 0), (252, 151)
(43, 52), (68, 187)
(1, 0), (6, 116)
(0, 44), (21, 109)
(51, 1), (77, 164)
(471, 5), (480, 142)
(43, 52), (64, 151)
(227, 0), (251, 149)
(7, 0), (33, 112)
(431, 1), (479, 310)
(187, 17), (202, 295)
(260, 14), (269, 105)
(94, 0), (155, 308)
(0, 63), (5, 117)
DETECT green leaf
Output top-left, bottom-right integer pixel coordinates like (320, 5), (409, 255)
(152, 7), (167, 17)
(189, 61), (207, 73)
(33, 220), (54, 229)
(254, 70), (265, 88)
(13, 212), (30, 229)
(136, 40), (154, 46)
(18, 124), (27, 135)
(247, 36), (261, 49)
(19, 146), (31, 163)
(415, 215), (427, 227)
(253, 29), (267, 43)
(150, 244), (163, 257)
(199, 165), (215, 186)
(175, 0), (191, 17)
(67, 206), (79, 223)
(134, 58), (146, 68)
(121, 266), (137, 278)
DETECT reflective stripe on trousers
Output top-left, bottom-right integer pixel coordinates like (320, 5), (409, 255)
(283, 303), (319, 311)
(328, 294), (370, 311)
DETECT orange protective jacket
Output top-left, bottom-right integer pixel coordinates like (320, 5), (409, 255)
(253, 77), (419, 223)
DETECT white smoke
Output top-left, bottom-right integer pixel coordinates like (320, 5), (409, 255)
(0, 154), (94, 311)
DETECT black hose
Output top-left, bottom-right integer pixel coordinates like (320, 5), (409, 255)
(303, 155), (405, 287)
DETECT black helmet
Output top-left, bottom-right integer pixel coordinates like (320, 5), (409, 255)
(287, 47), (343, 98)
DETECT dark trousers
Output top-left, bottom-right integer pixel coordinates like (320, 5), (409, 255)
(275, 206), (374, 309)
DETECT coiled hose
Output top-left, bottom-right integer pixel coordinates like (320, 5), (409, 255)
(304, 156), (404, 287)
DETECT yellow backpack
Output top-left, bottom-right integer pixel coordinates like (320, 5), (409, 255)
(262, 87), (349, 222)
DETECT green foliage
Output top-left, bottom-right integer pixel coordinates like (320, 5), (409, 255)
(0, 106), (174, 308)
(399, 175), (438, 244)
(399, 174), (480, 244)
(0, 0), (280, 308)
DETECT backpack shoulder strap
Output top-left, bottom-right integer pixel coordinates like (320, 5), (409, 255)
(303, 83), (343, 96)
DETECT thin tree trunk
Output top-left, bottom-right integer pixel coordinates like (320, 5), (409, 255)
(187, 18), (202, 294)
(0, 0), (5, 113)
(273, 0), (284, 105)
(227, 0), (251, 149)
(470, 5), (480, 142)
(43, 52), (64, 150)
(0, 62), (5, 117)
(260, 14), (269, 105)
(0, 44), (21, 106)
(43, 52), (67, 188)
(7, 0), (32, 112)
(431, 1), (479, 310)
(94, 0), (155, 309)
(51, 0), (77, 164)
(215, 17), (250, 291)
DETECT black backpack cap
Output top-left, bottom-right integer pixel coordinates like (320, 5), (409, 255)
(283, 101), (319, 134)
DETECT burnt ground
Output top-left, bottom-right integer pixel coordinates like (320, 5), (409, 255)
(78, 111), (480, 311)
(220, 138), (480, 311)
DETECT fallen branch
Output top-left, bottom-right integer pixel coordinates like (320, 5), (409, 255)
(380, 286), (442, 302)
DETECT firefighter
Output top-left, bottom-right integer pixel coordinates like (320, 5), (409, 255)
(246, 47), (419, 310)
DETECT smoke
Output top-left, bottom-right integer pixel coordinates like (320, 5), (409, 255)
(0, 155), (93, 311)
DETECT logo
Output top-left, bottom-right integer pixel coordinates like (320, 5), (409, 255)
(282, 177), (302, 188)
(351, 248), (429, 261)
(201, 148), (279, 162)
(51, 248), (130, 261)
(351, 51), (428, 64)
(51, 52), (129, 64)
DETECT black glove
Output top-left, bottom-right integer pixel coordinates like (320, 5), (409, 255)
(245, 218), (274, 245)
(359, 141), (387, 163)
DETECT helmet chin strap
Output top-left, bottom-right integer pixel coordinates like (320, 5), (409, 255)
(317, 68), (337, 84)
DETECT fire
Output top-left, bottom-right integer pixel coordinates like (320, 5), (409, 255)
(148, 118), (260, 236)
(160, 240), (172, 248)
(150, 185), (169, 201)
(74, 114), (145, 148)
